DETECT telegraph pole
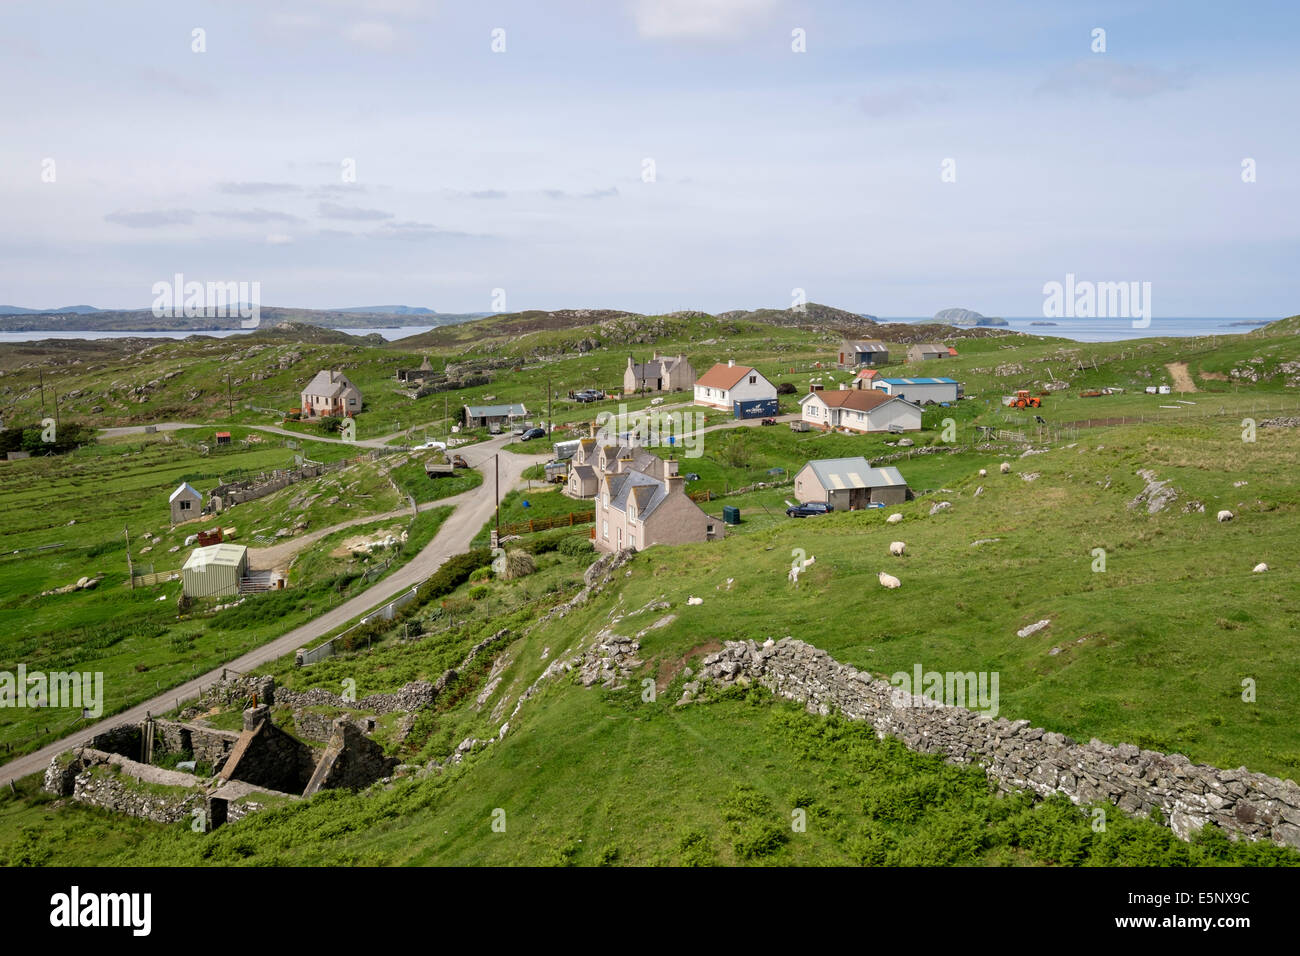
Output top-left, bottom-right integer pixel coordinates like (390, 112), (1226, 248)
(125, 526), (134, 588)
(547, 380), (552, 436)
(226, 373), (234, 417)
(495, 453), (500, 534)
(38, 370), (46, 416)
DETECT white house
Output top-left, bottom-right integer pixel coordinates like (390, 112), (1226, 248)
(693, 360), (777, 410)
(799, 387), (922, 433)
(872, 377), (961, 405)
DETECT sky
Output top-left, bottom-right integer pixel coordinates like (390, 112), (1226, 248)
(1, 0), (1297, 318)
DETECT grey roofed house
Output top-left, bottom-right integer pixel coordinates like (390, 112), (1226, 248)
(169, 481), (204, 524)
(463, 403), (527, 428)
(839, 340), (890, 366)
(795, 457), (909, 509)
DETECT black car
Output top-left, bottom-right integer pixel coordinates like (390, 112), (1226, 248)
(786, 502), (833, 518)
(520, 427), (546, 440)
(683, 472), (701, 481)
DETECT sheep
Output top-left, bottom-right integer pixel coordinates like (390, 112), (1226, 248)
(878, 571), (901, 589)
(687, 596), (703, 605)
(788, 566), (802, 585)
(978, 468), (987, 478)
(889, 541), (906, 557)
(886, 513), (903, 524)
(1000, 462), (1011, 474)
(1217, 510), (1234, 522)
(1253, 562), (1268, 573)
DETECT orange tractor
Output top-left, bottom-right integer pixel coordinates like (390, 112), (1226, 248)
(1009, 389), (1042, 408)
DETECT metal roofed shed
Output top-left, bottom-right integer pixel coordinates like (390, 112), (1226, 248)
(794, 457), (910, 510)
(182, 543), (249, 598)
(871, 377), (961, 404)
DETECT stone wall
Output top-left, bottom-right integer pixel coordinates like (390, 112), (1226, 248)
(60, 749), (207, 825)
(87, 725), (143, 760)
(697, 638), (1300, 849)
(302, 718), (399, 795)
(150, 719), (241, 771)
(217, 706), (317, 794)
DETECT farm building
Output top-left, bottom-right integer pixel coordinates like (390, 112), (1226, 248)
(181, 543), (249, 599)
(693, 361), (777, 411)
(168, 482), (204, 524)
(839, 340), (890, 367)
(872, 377), (961, 404)
(799, 387), (922, 433)
(301, 370), (362, 418)
(794, 458), (910, 510)
(595, 469), (720, 553)
(624, 352), (696, 395)
(463, 402), (527, 430)
(907, 343), (954, 362)
(850, 368), (880, 389)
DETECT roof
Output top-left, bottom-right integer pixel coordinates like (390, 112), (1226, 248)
(628, 353), (685, 380)
(169, 482), (202, 503)
(571, 464), (597, 482)
(696, 362), (754, 390)
(303, 369), (357, 398)
(854, 368), (879, 379)
(803, 458), (908, 491)
(801, 389), (895, 412)
(464, 403), (526, 418)
(183, 543), (248, 571)
(876, 377), (958, 385)
(843, 340), (888, 352)
(912, 343), (949, 352)
(605, 469), (672, 520)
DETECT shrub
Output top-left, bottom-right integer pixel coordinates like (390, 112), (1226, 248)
(501, 550), (536, 580)
(558, 535), (594, 557)
(468, 585), (490, 600)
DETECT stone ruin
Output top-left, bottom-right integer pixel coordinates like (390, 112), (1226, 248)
(43, 676), (400, 830)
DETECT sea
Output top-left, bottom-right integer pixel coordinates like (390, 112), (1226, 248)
(0, 318), (1280, 346)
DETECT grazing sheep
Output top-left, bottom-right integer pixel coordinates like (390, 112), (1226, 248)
(1000, 462), (1011, 474)
(878, 571), (901, 589)
(889, 541), (906, 556)
(687, 596), (703, 605)
(1217, 510), (1234, 522)
(979, 468), (987, 478)
(803, 555), (816, 567)
(1253, 562), (1268, 573)
(886, 513), (903, 524)
(788, 566), (801, 585)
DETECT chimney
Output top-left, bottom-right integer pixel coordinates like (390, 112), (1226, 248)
(666, 474), (685, 495)
(839, 382), (847, 390)
(666, 458), (679, 477)
(728, 358), (735, 367)
(627, 355), (634, 368)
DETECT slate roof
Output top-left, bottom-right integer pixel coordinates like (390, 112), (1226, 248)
(464, 403), (527, 418)
(604, 469), (671, 520)
(302, 370), (357, 398)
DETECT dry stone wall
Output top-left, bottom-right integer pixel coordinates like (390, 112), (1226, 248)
(698, 638), (1300, 848)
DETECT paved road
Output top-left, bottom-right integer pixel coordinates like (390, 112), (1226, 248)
(0, 435), (549, 786)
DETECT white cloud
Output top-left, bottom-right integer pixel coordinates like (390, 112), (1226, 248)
(631, 0), (778, 39)
(265, 233), (295, 244)
(343, 21), (398, 51)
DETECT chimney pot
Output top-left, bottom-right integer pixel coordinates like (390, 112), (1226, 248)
(728, 358), (735, 367)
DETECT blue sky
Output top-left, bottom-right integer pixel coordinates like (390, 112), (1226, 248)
(1, 0), (1296, 317)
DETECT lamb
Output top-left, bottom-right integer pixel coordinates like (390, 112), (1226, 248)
(1000, 462), (1011, 474)
(889, 541), (906, 556)
(978, 468), (987, 477)
(878, 571), (901, 589)
(1217, 510), (1234, 522)
(886, 513), (903, 524)
(687, 596), (703, 605)
(1253, 562), (1268, 573)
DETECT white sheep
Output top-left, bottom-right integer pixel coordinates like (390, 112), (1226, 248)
(889, 541), (906, 556)
(878, 571), (901, 589)
(886, 513), (903, 524)
(687, 596), (703, 605)
(1217, 510), (1234, 522)
(978, 468), (987, 478)
(788, 566), (801, 585)
(1253, 562), (1268, 573)
(803, 555), (816, 567)
(1000, 462), (1011, 474)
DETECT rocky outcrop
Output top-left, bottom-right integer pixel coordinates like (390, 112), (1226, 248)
(696, 638), (1300, 848)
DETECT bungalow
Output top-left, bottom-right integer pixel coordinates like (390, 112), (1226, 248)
(301, 370), (362, 418)
(839, 340), (890, 367)
(907, 343), (953, 363)
(624, 352), (696, 395)
(169, 482), (204, 525)
(463, 402), (527, 430)
(693, 360), (777, 411)
(872, 377), (961, 405)
(594, 468), (720, 553)
(794, 458), (910, 510)
(799, 388), (922, 433)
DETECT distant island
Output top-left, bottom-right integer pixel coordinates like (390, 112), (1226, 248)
(1030, 321), (1058, 326)
(1226, 320), (1270, 327)
(0, 305), (492, 333)
(934, 307), (1009, 327)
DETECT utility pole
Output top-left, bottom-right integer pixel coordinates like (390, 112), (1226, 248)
(38, 370), (45, 416)
(547, 380), (552, 437)
(124, 525), (134, 588)
(494, 453), (500, 535)
(226, 373), (234, 417)
(53, 392), (60, 430)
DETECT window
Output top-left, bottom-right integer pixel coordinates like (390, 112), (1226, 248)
(602, 520), (608, 539)
(179, 500), (191, 511)
(749, 375), (756, 385)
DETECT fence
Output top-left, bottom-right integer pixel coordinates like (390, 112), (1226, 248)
(498, 510), (595, 536)
(296, 586), (418, 665)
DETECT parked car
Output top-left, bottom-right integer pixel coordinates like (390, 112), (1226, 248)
(520, 427), (546, 440)
(786, 502), (833, 518)
(760, 417), (777, 426)
(413, 440), (447, 451)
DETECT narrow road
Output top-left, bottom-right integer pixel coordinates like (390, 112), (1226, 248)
(0, 436), (549, 786)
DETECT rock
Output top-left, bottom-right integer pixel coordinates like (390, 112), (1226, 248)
(886, 513), (903, 524)
(1017, 619), (1051, 638)
(929, 501), (951, 515)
